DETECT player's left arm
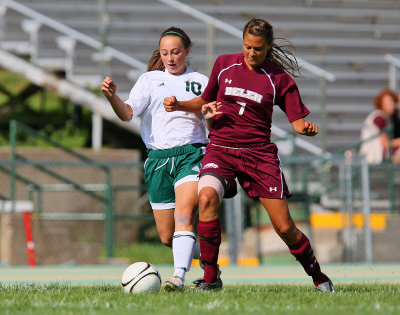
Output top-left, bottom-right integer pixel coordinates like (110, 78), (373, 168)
(291, 118), (318, 136)
(202, 101), (222, 129)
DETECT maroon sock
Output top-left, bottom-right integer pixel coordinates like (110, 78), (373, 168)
(289, 232), (322, 279)
(198, 219), (221, 283)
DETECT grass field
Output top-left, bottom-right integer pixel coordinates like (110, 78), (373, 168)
(1, 264), (399, 314)
(1, 283), (399, 315)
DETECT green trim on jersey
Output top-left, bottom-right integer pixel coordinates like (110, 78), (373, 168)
(145, 143), (205, 205)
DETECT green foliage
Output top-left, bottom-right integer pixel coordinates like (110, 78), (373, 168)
(0, 283), (399, 315)
(0, 69), (91, 148)
(22, 121), (89, 148)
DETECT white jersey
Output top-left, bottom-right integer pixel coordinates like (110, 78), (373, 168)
(359, 109), (389, 164)
(126, 68), (209, 149)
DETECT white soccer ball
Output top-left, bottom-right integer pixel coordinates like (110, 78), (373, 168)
(121, 262), (162, 294)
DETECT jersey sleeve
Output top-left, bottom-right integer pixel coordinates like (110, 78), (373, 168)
(373, 115), (387, 130)
(125, 73), (151, 118)
(201, 56), (222, 103)
(276, 73), (310, 123)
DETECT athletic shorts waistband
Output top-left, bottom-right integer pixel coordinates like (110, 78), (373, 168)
(210, 140), (270, 149)
(147, 143), (206, 158)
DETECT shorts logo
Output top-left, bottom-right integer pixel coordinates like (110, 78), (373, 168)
(202, 163), (219, 169)
(191, 166), (200, 172)
(269, 187), (277, 192)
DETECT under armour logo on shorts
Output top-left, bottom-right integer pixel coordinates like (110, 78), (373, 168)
(203, 163), (219, 169)
(269, 187), (277, 192)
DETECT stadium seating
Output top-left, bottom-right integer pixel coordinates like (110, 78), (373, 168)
(1, 0), (400, 152)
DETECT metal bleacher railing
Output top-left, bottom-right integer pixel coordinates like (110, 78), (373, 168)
(385, 54), (400, 92)
(0, 0), (146, 149)
(158, 0), (336, 155)
(0, 0), (335, 156)
(3, 120), (151, 258)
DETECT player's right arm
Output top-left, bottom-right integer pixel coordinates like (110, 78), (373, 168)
(163, 96), (207, 114)
(102, 76), (133, 121)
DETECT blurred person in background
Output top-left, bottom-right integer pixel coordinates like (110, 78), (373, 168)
(102, 27), (209, 291)
(360, 88), (400, 164)
(164, 18), (334, 293)
(391, 92), (400, 163)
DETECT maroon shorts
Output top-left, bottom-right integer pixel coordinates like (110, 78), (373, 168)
(199, 143), (292, 200)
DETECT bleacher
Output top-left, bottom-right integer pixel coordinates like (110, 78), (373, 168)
(1, 0), (400, 152)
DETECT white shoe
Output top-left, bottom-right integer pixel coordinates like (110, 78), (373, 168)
(164, 276), (185, 292)
(315, 280), (335, 293)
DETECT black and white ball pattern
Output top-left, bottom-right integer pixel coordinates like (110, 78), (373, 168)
(121, 262), (162, 294)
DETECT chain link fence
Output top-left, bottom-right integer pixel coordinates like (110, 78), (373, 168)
(222, 149), (400, 265)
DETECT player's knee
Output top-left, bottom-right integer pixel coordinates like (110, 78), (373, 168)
(159, 234), (172, 247)
(275, 223), (296, 241)
(198, 188), (219, 212)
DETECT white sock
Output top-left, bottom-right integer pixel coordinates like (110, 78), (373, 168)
(172, 231), (196, 282)
(193, 241), (201, 260)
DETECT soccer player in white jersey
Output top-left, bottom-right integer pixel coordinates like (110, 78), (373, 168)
(101, 27), (209, 291)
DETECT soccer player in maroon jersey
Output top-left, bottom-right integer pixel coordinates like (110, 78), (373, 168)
(164, 18), (334, 292)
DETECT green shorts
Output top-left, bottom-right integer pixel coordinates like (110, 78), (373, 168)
(144, 143), (206, 210)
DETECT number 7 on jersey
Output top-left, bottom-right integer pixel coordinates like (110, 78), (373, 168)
(236, 101), (246, 115)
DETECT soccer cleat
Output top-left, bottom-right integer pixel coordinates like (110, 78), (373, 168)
(191, 262), (222, 291)
(192, 261), (222, 287)
(191, 277), (223, 291)
(313, 273), (335, 293)
(163, 276), (185, 292)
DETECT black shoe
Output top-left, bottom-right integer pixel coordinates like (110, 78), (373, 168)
(191, 277), (223, 291)
(192, 262), (222, 287)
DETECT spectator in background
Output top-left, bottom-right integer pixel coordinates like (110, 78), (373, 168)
(391, 94), (400, 163)
(360, 88), (400, 164)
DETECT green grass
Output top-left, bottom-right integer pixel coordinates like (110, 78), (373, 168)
(0, 283), (399, 315)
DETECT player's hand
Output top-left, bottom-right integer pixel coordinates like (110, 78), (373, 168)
(202, 101), (223, 120)
(163, 96), (179, 112)
(302, 121), (318, 136)
(101, 76), (117, 100)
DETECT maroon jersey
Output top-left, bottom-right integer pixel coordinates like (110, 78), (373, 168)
(201, 53), (310, 145)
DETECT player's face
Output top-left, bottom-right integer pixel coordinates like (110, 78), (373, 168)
(243, 33), (271, 70)
(159, 36), (189, 75)
(381, 94), (396, 115)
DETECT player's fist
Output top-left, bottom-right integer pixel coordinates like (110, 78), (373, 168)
(302, 121), (318, 136)
(163, 96), (179, 112)
(101, 76), (117, 100)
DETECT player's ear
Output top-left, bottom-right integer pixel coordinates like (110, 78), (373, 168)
(185, 46), (191, 56)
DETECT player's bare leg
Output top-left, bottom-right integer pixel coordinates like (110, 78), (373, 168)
(153, 209), (175, 248)
(260, 197), (334, 292)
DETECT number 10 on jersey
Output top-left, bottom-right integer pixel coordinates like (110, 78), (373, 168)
(185, 80), (202, 96)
